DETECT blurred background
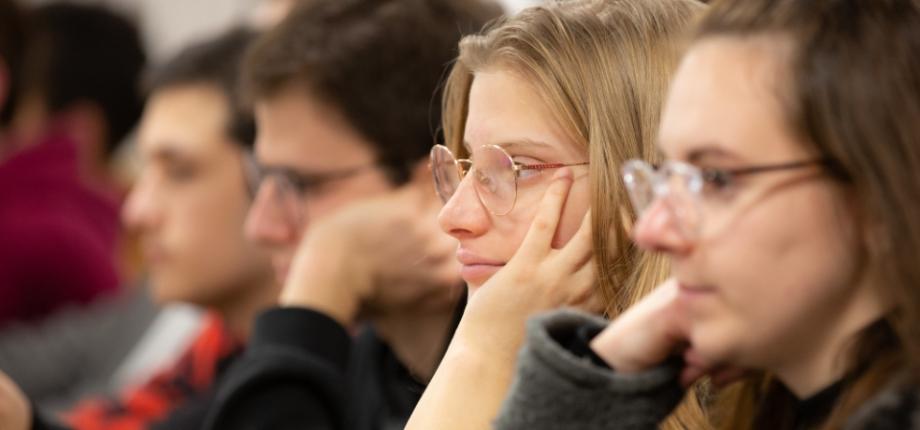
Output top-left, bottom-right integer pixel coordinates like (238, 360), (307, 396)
(0, 0), (533, 424)
(22, 0), (535, 62)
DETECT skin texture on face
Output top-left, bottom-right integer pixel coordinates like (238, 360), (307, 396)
(438, 70), (590, 293)
(123, 84), (273, 308)
(244, 83), (393, 283)
(638, 36), (887, 396)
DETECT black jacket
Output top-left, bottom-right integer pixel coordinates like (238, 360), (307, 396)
(204, 299), (464, 430)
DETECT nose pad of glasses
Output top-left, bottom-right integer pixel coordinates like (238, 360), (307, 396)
(634, 197), (697, 248)
(650, 193), (700, 242)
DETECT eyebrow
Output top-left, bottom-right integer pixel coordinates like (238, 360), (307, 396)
(257, 162), (347, 180)
(148, 144), (191, 163)
(684, 144), (745, 165)
(462, 138), (555, 154)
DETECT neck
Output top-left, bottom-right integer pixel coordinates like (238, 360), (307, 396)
(373, 305), (458, 383)
(216, 276), (282, 340)
(773, 279), (887, 398)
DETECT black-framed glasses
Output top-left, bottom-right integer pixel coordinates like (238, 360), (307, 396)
(243, 152), (377, 226)
(430, 144), (588, 215)
(622, 158), (833, 237)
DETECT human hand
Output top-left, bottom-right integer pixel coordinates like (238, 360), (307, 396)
(0, 371), (30, 430)
(280, 176), (460, 327)
(456, 168), (602, 356)
(589, 279), (745, 387)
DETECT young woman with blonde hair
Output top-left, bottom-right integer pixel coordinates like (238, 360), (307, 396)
(406, 1), (708, 428)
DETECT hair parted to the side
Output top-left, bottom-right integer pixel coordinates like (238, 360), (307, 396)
(690, 1), (920, 429)
(441, 1), (710, 428)
(242, 0), (502, 185)
(147, 28), (257, 149)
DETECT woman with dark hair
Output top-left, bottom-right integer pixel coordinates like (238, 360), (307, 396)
(495, 0), (920, 429)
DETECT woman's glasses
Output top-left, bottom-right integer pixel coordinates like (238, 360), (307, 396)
(430, 144), (588, 215)
(621, 158), (833, 237)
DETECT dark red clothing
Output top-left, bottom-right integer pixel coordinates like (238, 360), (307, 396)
(64, 314), (243, 430)
(0, 133), (120, 327)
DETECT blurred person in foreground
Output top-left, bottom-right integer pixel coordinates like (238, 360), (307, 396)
(0, 2), (145, 327)
(1, 29), (278, 430)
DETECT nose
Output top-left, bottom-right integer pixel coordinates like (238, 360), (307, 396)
(632, 198), (693, 255)
(437, 173), (491, 241)
(122, 175), (162, 232)
(244, 180), (300, 247)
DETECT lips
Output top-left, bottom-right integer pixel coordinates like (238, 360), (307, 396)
(456, 248), (505, 285)
(676, 280), (717, 297)
(455, 248), (506, 267)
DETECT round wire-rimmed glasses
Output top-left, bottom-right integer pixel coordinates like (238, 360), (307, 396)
(429, 144), (589, 216)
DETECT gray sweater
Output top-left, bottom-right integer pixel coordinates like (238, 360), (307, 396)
(494, 310), (683, 430)
(494, 309), (920, 430)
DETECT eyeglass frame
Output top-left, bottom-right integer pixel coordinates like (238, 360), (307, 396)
(243, 151), (380, 225)
(430, 143), (589, 216)
(621, 157), (840, 237)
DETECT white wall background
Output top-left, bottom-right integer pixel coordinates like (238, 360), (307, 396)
(22, 0), (544, 64)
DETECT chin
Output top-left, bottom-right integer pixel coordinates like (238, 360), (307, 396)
(149, 276), (193, 305)
(688, 323), (745, 367)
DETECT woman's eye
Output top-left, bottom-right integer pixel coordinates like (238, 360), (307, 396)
(701, 169), (735, 194)
(513, 157), (545, 180)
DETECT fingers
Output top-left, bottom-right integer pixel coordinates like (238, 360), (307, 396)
(589, 281), (686, 372)
(558, 210), (593, 269)
(517, 168), (575, 260)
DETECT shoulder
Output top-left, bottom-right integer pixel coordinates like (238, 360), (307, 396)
(846, 372), (920, 430)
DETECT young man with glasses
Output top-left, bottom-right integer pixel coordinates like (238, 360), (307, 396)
(205, 0), (502, 429)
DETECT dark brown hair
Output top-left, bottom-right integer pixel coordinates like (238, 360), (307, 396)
(0, 0), (28, 127)
(22, 3), (146, 155)
(690, 0), (920, 428)
(243, 0), (502, 184)
(148, 28), (256, 149)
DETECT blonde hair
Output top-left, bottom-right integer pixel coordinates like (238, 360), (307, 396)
(442, 0), (709, 428)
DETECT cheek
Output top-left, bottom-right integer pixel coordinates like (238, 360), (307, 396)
(170, 182), (252, 276)
(690, 185), (859, 363)
(491, 178), (590, 255)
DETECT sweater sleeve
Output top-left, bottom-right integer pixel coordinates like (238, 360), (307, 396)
(494, 309), (685, 430)
(203, 307), (352, 430)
